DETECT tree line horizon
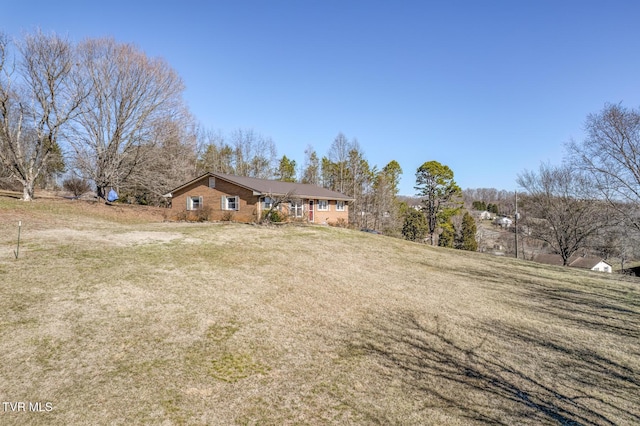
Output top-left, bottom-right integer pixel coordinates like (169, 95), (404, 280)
(2, 31), (639, 265)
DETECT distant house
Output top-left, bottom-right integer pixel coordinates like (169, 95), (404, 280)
(533, 254), (612, 273)
(494, 217), (512, 228)
(164, 172), (352, 224)
(478, 210), (494, 220)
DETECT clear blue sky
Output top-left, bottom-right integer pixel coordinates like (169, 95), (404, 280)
(3, 1), (640, 195)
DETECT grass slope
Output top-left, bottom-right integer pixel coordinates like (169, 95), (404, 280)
(1, 197), (639, 425)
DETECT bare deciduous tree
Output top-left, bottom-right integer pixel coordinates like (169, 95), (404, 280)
(300, 145), (319, 185)
(517, 163), (608, 265)
(229, 128), (277, 179)
(123, 107), (198, 205)
(328, 132), (352, 194)
(196, 128), (234, 175)
(69, 38), (185, 200)
(568, 103), (640, 232)
(260, 190), (299, 224)
(0, 31), (85, 200)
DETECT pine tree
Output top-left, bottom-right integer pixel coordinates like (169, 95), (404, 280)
(276, 155), (297, 182)
(438, 220), (455, 248)
(415, 161), (462, 245)
(402, 209), (428, 242)
(458, 211), (478, 251)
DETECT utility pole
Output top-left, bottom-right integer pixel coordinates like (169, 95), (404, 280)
(514, 192), (519, 259)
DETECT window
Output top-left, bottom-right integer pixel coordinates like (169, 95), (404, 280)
(290, 200), (303, 218)
(187, 196), (203, 210)
(263, 197), (273, 210)
(222, 195), (239, 211)
(208, 177), (216, 188)
(317, 199), (329, 211)
(336, 200), (345, 211)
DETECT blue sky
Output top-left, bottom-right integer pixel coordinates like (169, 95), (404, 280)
(3, 1), (640, 195)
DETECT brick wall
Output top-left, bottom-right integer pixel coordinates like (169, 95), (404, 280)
(170, 175), (351, 225)
(171, 177), (259, 222)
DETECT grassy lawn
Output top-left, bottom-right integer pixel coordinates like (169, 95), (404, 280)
(1, 196), (639, 425)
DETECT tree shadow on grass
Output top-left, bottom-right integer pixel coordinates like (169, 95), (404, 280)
(348, 311), (639, 425)
(513, 284), (640, 340)
(449, 264), (640, 340)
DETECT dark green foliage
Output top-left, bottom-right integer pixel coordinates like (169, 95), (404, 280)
(276, 155), (297, 182)
(262, 209), (283, 223)
(402, 209), (428, 242)
(487, 203), (499, 214)
(472, 201), (487, 211)
(415, 161), (462, 245)
(438, 220), (455, 248)
(458, 212), (478, 251)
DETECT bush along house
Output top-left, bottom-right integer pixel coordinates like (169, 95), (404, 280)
(164, 172), (353, 224)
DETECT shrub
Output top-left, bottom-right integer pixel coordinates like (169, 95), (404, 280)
(221, 211), (234, 222)
(261, 209), (282, 223)
(63, 177), (91, 197)
(196, 206), (213, 222)
(331, 218), (348, 228)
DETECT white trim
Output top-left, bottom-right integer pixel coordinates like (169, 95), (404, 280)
(336, 200), (345, 211)
(222, 195), (239, 211)
(317, 199), (329, 211)
(187, 196), (203, 211)
(290, 200), (303, 218)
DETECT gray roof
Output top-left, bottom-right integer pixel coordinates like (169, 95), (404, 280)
(168, 172), (353, 201)
(533, 253), (609, 269)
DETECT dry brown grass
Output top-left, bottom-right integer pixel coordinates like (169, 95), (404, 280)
(0, 196), (639, 425)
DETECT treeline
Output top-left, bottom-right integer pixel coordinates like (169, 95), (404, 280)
(0, 31), (405, 233)
(0, 31), (195, 202)
(197, 130), (404, 232)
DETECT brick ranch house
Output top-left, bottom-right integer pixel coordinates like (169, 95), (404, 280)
(164, 172), (353, 224)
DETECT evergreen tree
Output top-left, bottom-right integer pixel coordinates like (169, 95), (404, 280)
(458, 211), (478, 251)
(415, 161), (462, 245)
(320, 156), (337, 190)
(276, 155), (297, 182)
(438, 220), (455, 248)
(402, 209), (428, 242)
(472, 201), (487, 211)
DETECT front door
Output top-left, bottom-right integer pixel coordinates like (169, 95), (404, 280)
(308, 200), (314, 222)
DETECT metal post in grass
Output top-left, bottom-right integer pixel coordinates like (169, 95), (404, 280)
(14, 220), (21, 259)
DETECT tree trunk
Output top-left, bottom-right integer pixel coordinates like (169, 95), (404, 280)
(22, 181), (34, 201)
(96, 185), (106, 200)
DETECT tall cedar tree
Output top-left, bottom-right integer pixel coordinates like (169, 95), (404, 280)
(458, 211), (478, 251)
(402, 209), (428, 242)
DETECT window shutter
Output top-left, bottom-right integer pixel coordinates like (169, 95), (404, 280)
(234, 196), (239, 210)
(199, 196), (203, 209)
(187, 197), (191, 210)
(221, 196), (225, 210)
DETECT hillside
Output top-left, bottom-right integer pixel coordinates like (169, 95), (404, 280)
(1, 196), (639, 425)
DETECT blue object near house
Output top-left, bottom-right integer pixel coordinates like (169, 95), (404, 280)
(107, 189), (119, 202)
